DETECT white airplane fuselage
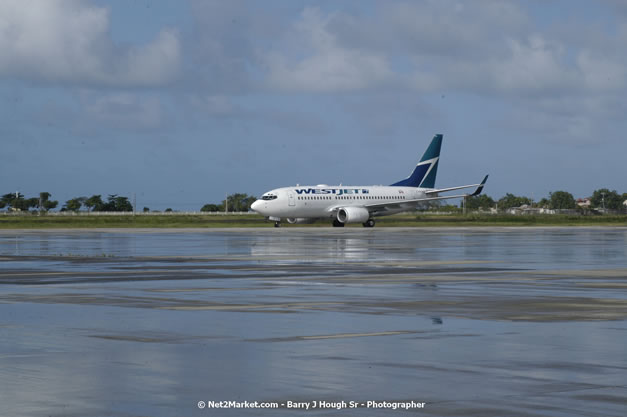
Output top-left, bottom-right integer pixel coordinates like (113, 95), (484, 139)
(251, 185), (433, 221)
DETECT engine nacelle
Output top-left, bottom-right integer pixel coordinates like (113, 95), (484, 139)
(286, 218), (316, 224)
(337, 206), (370, 224)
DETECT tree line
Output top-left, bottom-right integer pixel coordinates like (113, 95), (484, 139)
(1, 192), (257, 213)
(1, 193), (132, 212)
(462, 188), (627, 211)
(0, 192), (58, 212)
(2, 189), (624, 214)
(200, 193), (256, 212)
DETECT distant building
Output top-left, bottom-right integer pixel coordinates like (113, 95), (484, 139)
(577, 198), (591, 208)
(507, 205), (555, 215)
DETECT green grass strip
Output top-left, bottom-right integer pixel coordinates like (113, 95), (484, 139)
(0, 213), (625, 228)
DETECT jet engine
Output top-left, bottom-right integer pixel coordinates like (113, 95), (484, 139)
(337, 206), (370, 224)
(286, 218), (316, 224)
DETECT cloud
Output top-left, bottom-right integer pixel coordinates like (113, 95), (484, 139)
(0, 0), (180, 87)
(485, 35), (575, 94)
(4, 0), (627, 147)
(258, 1), (625, 98)
(251, 0), (627, 146)
(577, 50), (626, 91)
(351, 0), (528, 59)
(259, 1), (554, 94)
(263, 8), (393, 92)
(180, 0), (268, 94)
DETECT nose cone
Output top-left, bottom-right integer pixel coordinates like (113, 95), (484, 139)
(250, 200), (263, 214)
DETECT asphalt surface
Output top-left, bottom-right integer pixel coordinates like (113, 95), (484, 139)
(1, 227), (626, 416)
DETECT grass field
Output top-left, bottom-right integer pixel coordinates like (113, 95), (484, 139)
(1, 213), (626, 228)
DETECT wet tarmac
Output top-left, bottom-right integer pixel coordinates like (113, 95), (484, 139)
(1, 227), (626, 416)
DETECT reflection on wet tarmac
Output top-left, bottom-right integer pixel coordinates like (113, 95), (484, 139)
(1, 228), (626, 416)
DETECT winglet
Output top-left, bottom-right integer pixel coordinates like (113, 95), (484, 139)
(469, 175), (489, 197)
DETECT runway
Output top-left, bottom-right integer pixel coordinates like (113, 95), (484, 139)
(1, 228), (626, 416)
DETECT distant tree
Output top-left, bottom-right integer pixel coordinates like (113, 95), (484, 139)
(439, 204), (461, 213)
(2, 193), (35, 211)
(2, 193), (15, 210)
(497, 193), (532, 210)
(590, 189), (622, 210)
(2, 193), (16, 210)
(1, 193), (54, 212)
(222, 193), (257, 212)
(165, 208), (173, 212)
(464, 194), (495, 210)
(36, 192), (59, 212)
(64, 198), (83, 212)
(143, 207), (150, 212)
(113, 196), (133, 212)
(426, 200), (441, 210)
(201, 204), (221, 212)
(100, 195), (115, 212)
(549, 191), (576, 210)
(39, 192), (51, 203)
(84, 195), (104, 212)
(22, 199), (37, 211)
(26, 198), (39, 210)
(101, 195), (133, 212)
(43, 200), (58, 211)
(537, 197), (550, 208)
(1, 193), (19, 208)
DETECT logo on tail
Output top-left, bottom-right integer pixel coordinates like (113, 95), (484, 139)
(391, 134), (442, 188)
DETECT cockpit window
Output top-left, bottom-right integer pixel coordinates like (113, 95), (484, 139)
(261, 195), (277, 200)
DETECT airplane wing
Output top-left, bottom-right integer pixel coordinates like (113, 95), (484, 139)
(424, 175), (489, 195)
(336, 175), (489, 213)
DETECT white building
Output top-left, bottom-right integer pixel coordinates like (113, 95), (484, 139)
(577, 198), (591, 208)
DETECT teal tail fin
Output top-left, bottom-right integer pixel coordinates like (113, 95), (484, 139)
(391, 134), (442, 188)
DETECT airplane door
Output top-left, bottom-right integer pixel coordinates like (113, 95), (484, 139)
(288, 193), (295, 206)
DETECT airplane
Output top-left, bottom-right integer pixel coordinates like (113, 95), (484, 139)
(250, 134), (488, 227)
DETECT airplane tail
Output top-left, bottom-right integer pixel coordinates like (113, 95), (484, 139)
(391, 134), (442, 188)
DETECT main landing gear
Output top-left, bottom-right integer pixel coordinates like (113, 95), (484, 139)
(362, 219), (375, 228)
(274, 221), (281, 228)
(331, 219), (375, 227)
(332, 219), (345, 227)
